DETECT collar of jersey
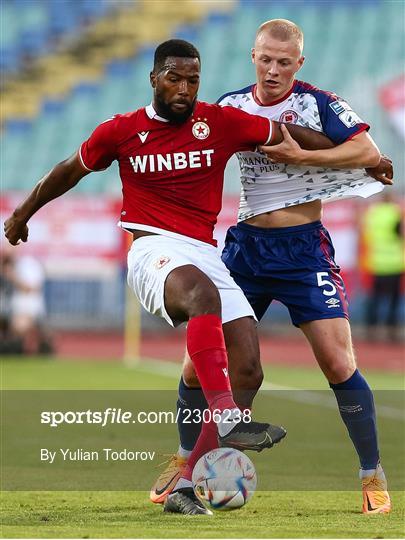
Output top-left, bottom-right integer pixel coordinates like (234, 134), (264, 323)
(145, 104), (169, 122)
(252, 81), (297, 107)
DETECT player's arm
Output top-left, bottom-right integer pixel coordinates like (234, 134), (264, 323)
(271, 122), (391, 181)
(222, 105), (390, 182)
(267, 127), (380, 167)
(271, 121), (335, 150)
(365, 154), (393, 185)
(5, 117), (117, 246)
(4, 153), (89, 245)
(261, 125), (393, 184)
(301, 130), (381, 167)
(261, 121), (393, 178)
(262, 124), (380, 167)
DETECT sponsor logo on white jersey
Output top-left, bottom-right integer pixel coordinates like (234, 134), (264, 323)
(129, 149), (214, 173)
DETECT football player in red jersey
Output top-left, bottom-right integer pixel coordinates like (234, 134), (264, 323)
(6, 39), (344, 515)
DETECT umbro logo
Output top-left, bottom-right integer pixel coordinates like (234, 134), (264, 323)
(137, 131), (149, 143)
(325, 298), (340, 308)
(222, 368), (228, 377)
(339, 404), (363, 413)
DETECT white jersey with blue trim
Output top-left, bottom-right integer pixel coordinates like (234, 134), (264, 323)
(217, 80), (383, 222)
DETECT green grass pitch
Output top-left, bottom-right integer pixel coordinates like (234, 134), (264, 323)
(1, 356), (404, 538)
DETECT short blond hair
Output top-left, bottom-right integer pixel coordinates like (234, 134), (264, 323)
(256, 19), (304, 53)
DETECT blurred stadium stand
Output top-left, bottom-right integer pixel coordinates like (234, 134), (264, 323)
(2, 0), (404, 191)
(1, 0), (117, 75)
(1, 0), (404, 334)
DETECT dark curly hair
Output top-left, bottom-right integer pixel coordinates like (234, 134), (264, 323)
(153, 39), (200, 71)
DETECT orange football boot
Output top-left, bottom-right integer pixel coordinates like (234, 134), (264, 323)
(150, 454), (188, 504)
(361, 463), (391, 514)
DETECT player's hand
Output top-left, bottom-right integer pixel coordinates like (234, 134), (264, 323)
(4, 212), (29, 245)
(259, 124), (306, 164)
(365, 154), (394, 185)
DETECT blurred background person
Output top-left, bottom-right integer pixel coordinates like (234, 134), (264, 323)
(0, 247), (53, 355)
(362, 192), (404, 342)
(0, 251), (21, 353)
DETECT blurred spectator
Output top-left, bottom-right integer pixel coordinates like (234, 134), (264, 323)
(362, 192), (404, 341)
(0, 248), (53, 355)
(0, 252), (21, 353)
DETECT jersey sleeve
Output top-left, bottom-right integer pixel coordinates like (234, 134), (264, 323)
(220, 106), (273, 151)
(78, 116), (118, 171)
(318, 95), (370, 144)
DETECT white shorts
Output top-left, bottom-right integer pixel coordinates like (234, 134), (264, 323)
(127, 235), (255, 327)
(11, 293), (45, 319)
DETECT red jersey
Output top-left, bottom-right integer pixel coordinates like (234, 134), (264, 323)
(79, 101), (273, 246)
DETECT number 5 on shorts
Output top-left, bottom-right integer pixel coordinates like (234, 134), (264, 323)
(316, 271), (337, 296)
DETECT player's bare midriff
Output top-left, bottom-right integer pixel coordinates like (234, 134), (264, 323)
(243, 199), (322, 228)
(131, 230), (158, 241)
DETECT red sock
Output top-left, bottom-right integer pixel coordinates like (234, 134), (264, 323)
(182, 420), (218, 481)
(187, 314), (236, 412)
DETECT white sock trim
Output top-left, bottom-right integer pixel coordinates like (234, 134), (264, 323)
(177, 446), (192, 459)
(217, 407), (241, 437)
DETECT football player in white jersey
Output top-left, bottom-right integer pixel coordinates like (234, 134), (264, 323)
(151, 20), (392, 514)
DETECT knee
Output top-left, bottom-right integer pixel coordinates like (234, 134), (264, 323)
(182, 352), (200, 387)
(165, 266), (222, 320)
(323, 348), (357, 384)
(187, 281), (221, 318)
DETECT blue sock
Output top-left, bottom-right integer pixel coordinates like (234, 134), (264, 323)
(330, 369), (379, 470)
(177, 377), (206, 451)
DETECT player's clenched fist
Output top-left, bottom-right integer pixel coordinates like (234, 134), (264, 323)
(366, 154), (394, 185)
(4, 213), (29, 245)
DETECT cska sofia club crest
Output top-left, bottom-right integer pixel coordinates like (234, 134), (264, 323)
(192, 118), (210, 140)
(155, 255), (171, 270)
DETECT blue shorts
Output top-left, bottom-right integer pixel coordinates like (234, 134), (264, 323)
(221, 221), (349, 327)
